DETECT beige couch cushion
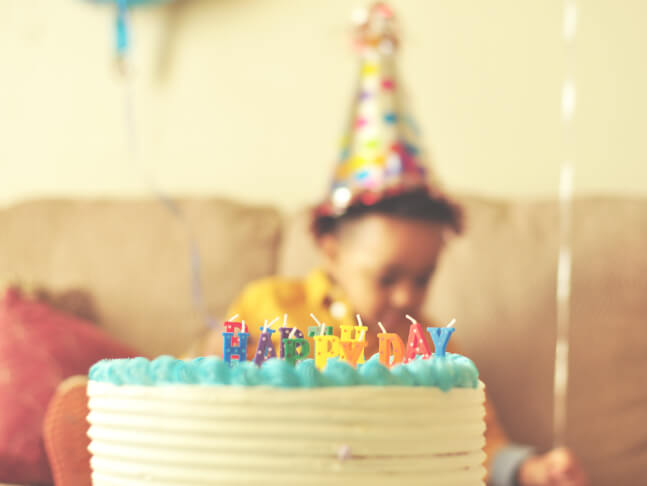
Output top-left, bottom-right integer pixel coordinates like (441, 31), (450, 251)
(278, 196), (647, 486)
(0, 199), (282, 357)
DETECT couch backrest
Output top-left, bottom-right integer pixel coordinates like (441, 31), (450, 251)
(0, 199), (282, 357)
(1, 196), (645, 485)
(278, 196), (647, 486)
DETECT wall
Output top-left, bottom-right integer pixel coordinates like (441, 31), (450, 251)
(1, 0), (645, 209)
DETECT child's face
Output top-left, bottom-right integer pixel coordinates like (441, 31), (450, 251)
(320, 214), (446, 334)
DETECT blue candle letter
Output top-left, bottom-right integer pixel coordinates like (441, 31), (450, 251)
(222, 331), (250, 366)
(426, 327), (456, 358)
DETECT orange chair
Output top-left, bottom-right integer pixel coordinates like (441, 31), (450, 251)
(43, 376), (92, 486)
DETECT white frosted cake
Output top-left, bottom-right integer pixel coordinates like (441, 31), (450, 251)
(87, 355), (486, 485)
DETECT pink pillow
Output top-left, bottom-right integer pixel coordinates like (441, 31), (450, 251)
(0, 287), (139, 485)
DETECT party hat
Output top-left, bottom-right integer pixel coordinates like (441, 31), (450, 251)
(317, 3), (446, 216)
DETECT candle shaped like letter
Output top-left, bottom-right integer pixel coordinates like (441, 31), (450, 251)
(278, 314), (305, 358)
(404, 314), (432, 362)
(377, 322), (405, 368)
(339, 329), (366, 367)
(426, 318), (456, 358)
(314, 335), (341, 369)
(340, 314), (368, 364)
(253, 317), (279, 366)
(222, 320), (249, 366)
(311, 313), (340, 369)
(283, 326), (311, 366)
(224, 315), (241, 346)
(308, 325), (333, 336)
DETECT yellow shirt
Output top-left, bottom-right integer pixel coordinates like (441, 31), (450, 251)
(194, 268), (509, 473)
(228, 269), (362, 357)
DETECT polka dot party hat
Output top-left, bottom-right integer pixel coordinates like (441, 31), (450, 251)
(316, 3), (449, 217)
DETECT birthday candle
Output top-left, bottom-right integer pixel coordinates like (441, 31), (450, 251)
(278, 314), (305, 358)
(222, 320), (249, 366)
(308, 314), (334, 336)
(311, 313), (339, 369)
(253, 317), (279, 366)
(223, 315), (242, 346)
(308, 325), (333, 336)
(340, 314), (368, 364)
(376, 321), (405, 368)
(314, 335), (340, 369)
(283, 327), (311, 366)
(339, 340), (366, 366)
(404, 315), (432, 362)
(426, 318), (456, 358)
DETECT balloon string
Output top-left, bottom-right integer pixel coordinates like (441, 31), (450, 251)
(553, 0), (577, 449)
(118, 19), (218, 333)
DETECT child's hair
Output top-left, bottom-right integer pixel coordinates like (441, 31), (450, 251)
(311, 189), (463, 238)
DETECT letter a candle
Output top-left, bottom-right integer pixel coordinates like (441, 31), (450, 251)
(404, 314), (432, 362)
(253, 317), (279, 366)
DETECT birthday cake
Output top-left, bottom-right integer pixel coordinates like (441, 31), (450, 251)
(86, 320), (486, 486)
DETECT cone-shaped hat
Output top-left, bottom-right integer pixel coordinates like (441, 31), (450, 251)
(317, 3), (452, 217)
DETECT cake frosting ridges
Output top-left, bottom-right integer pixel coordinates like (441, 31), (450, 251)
(87, 352), (485, 484)
(87, 381), (486, 486)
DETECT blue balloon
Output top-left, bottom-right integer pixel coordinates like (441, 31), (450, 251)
(87, 0), (172, 5)
(85, 0), (174, 55)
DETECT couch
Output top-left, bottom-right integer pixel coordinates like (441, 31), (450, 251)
(0, 195), (645, 485)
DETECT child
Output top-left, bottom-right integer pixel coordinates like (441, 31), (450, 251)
(198, 190), (587, 486)
(196, 4), (588, 486)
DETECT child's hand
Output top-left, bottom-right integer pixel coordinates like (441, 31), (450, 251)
(517, 447), (588, 486)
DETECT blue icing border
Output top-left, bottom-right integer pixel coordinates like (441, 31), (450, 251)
(89, 353), (478, 391)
